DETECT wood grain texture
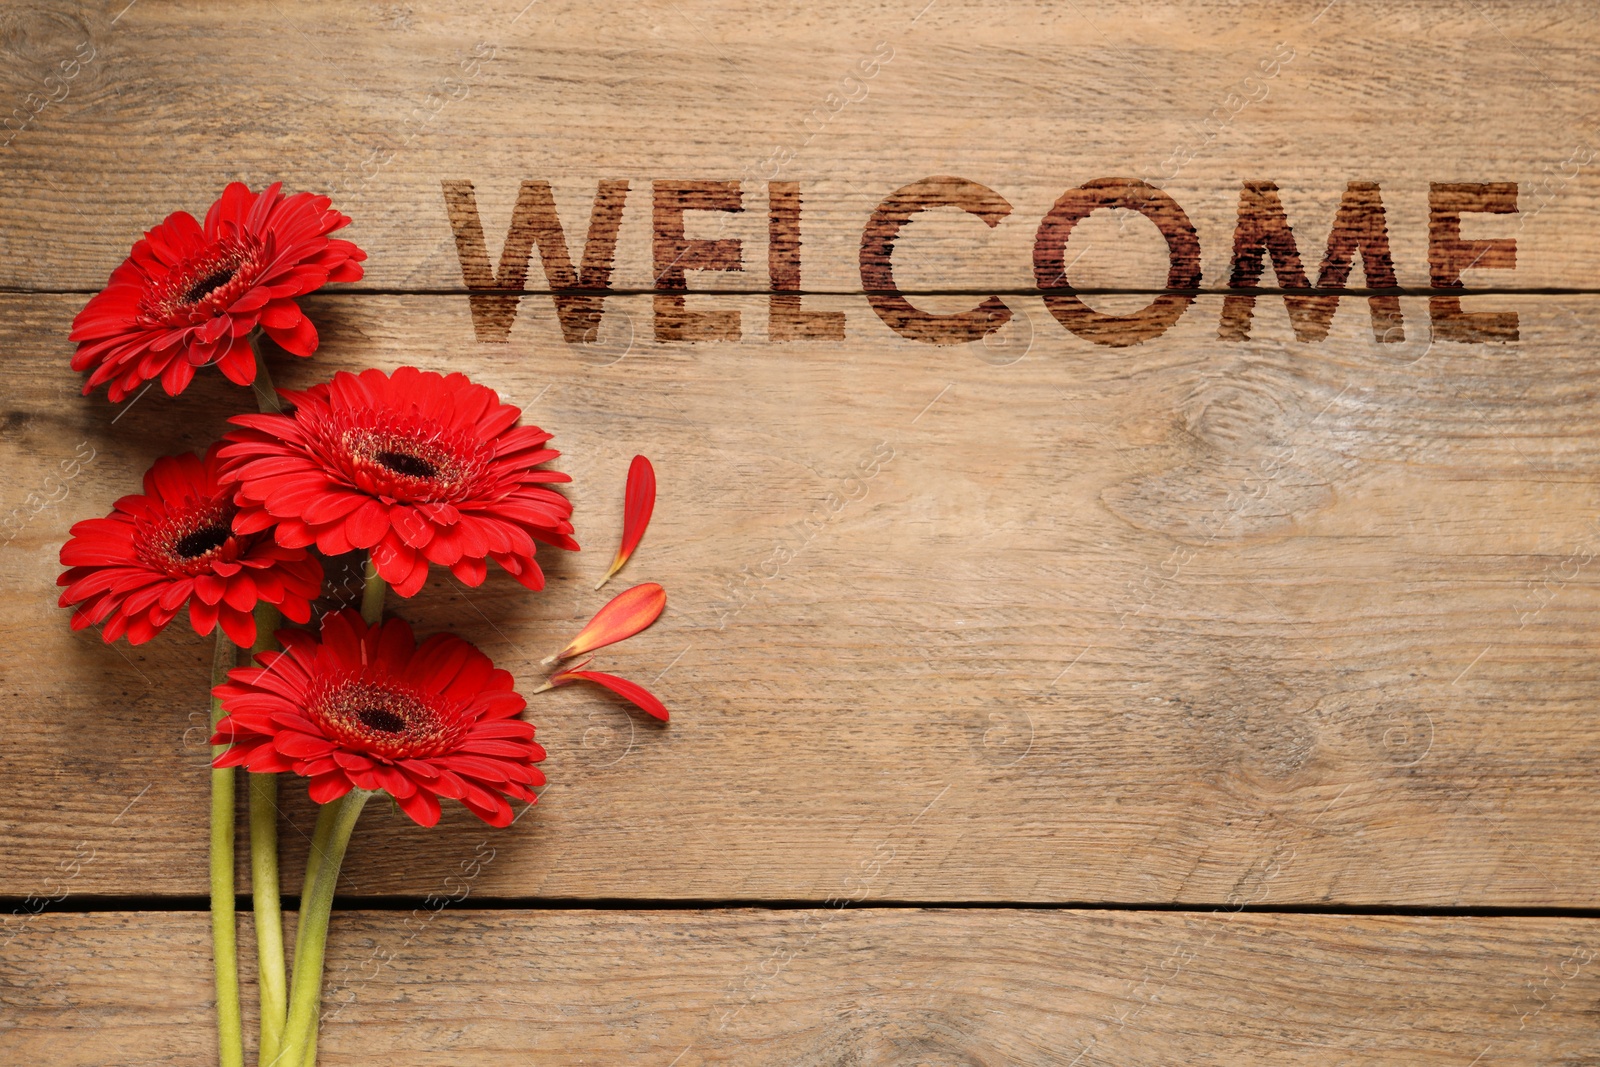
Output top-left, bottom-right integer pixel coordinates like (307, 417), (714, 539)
(3, 909), (1597, 1065)
(1, 1), (1597, 293)
(6, 0), (1600, 1058)
(4, 291), (1599, 905)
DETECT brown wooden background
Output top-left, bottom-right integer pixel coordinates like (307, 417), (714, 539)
(2, 0), (1598, 1063)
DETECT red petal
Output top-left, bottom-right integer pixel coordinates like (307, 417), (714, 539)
(189, 595), (220, 637)
(258, 301), (303, 330)
(396, 786), (442, 827)
(308, 771), (354, 804)
(345, 497), (390, 550)
(160, 355), (196, 396)
(218, 605), (257, 648)
(596, 455), (655, 590)
(276, 731), (335, 758)
(263, 312), (319, 357)
(550, 667), (670, 722)
(450, 555), (488, 585)
(550, 583), (665, 662)
(216, 336), (257, 386)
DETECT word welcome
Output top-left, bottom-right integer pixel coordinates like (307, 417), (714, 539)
(443, 176), (1521, 348)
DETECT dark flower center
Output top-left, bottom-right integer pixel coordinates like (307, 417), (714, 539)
(357, 707), (407, 733)
(311, 679), (467, 759)
(140, 236), (264, 325)
(139, 501), (241, 576)
(181, 267), (238, 305)
(174, 524), (232, 559)
(333, 424), (490, 505)
(375, 450), (439, 479)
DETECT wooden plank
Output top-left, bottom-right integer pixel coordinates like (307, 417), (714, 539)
(5, 4), (1598, 1060)
(2, 909), (1596, 1064)
(4, 291), (1599, 904)
(1, 1), (1598, 292)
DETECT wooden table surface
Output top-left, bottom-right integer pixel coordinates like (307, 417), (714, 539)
(2, 1), (1597, 1063)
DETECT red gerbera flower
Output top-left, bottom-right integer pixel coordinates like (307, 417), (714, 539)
(57, 444), (323, 646)
(70, 181), (367, 402)
(210, 610), (544, 828)
(220, 366), (579, 599)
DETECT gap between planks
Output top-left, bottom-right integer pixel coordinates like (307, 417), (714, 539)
(11, 897), (1600, 919)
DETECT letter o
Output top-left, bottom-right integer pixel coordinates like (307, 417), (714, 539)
(1033, 178), (1201, 347)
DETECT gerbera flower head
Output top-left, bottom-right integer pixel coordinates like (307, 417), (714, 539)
(70, 181), (367, 402)
(221, 366), (579, 598)
(211, 610), (544, 828)
(57, 443), (323, 646)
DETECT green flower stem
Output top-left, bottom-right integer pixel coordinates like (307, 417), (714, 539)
(281, 800), (333, 1067)
(360, 554), (386, 626)
(276, 799), (332, 1067)
(276, 789), (370, 1067)
(209, 631), (244, 1067)
(302, 1000), (319, 1067)
(249, 773), (288, 1060)
(248, 602), (288, 1065)
(244, 326), (293, 1063)
(248, 329), (284, 415)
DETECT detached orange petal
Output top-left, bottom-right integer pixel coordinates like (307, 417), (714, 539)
(543, 582), (665, 665)
(597, 455), (656, 590)
(541, 659), (669, 721)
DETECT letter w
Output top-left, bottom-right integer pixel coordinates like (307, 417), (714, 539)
(442, 179), (629, 343)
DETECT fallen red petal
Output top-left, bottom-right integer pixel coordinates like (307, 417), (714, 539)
(597, 454), (655, 590)
(550, 664), (669, 722)
(549, 582), (665, 663)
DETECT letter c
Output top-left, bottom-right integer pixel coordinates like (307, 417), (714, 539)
(859, 176), (1013, 344)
